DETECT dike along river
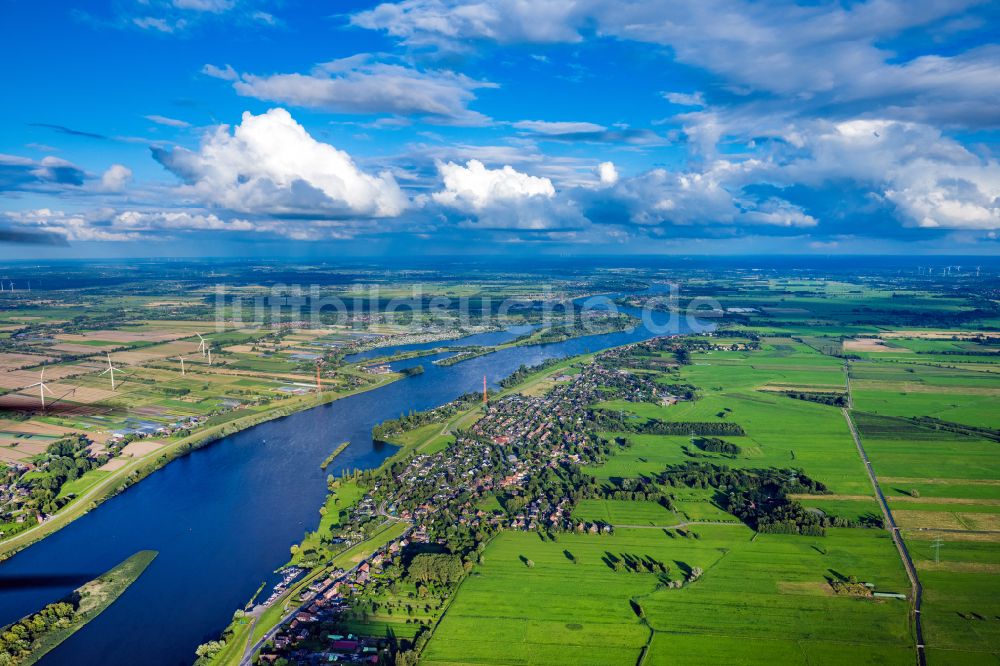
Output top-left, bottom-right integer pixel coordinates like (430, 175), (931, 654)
(0, 298), (710, 666)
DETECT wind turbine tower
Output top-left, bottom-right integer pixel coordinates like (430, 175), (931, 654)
(179, 356), (186, 375)
(197, 333), (208, 357)
(101, 352), (120, 390)
(26, 369), (53, 411)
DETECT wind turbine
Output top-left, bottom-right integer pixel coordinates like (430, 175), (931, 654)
(101, 352), (121, 390)
(197, 333), (207, 357)
(178, 355), (187, 375)
(26, 369), (54, 411)
(207, 347), (213, 366)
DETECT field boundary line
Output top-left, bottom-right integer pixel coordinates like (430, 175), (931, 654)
(843, 407), (925, 666)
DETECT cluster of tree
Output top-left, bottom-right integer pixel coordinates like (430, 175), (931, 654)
(400, 365), (424, 377)
(594, 411), (746, 437)
(576, 475), (675, 510)
(499, 358), (564, 389)
(693, 437), (742, 456)
(391, 625), (433, 666)
(26, 436), (103, 515)
(911, 416), (1000, 442)
(603, 551), (669, 575)
(734, 495), (827, 536)
(0, 601), (76, 665)
(782, 391), (848, 407)
(161, 386), (191, 397)
(406, 553), (465, 587)
(656, 461), (826, 493)
(716, 329), (761, 341)
(657, 462), (835, 535)
(657, 382), (697, 400)
(371, 392), (481, 441)
(829, 575), (873, 597)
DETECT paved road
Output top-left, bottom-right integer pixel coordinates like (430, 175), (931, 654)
(843, 407), (926, 666)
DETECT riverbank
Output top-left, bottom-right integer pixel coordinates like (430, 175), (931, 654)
(4, 550), (157, 665)
(222, 349), (606, 665)
(0, 371), (405, 561)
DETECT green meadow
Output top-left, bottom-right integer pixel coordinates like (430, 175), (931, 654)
(425, 335), (935, 665)
(423, 527), (912, 666)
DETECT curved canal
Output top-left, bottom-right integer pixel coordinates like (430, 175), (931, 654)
(0, 299), (709, 665)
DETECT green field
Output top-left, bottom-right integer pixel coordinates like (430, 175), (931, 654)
(424, 528), (912, 666)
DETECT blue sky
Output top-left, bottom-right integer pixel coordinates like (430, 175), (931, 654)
(1, 0), (999, 257)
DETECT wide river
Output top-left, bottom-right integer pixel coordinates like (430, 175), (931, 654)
(0, 298), (709, 665)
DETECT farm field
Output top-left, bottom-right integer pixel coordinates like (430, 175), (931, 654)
(406, 276), (1000, 664)
(424, 527), (912, 666)
(424, 333), (938, 665)
(846, 353), (1000, 663)
(590, 389), (874, 497)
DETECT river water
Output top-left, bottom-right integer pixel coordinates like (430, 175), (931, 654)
(0, 299), (708, 665)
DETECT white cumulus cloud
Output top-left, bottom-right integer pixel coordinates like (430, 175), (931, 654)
(433, 159), (555, 210)
(154, 108), (407, 218)
(99, 164), (133, 192)
(597, 161), (618, 185)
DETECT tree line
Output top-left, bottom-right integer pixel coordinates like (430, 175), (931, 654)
(0, 601), (76, 665)
(593, 411), (746, 436)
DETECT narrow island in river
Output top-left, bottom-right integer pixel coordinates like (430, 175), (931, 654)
(0, 550), (157, 665)
(319, 442), (351, 470)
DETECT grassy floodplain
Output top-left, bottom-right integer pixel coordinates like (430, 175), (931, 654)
(423, 527), (911, 666)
